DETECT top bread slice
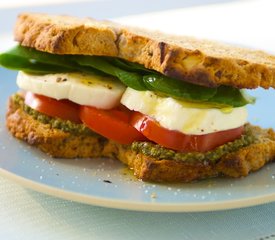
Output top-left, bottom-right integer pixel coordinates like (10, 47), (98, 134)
(15, 12), (275, 89)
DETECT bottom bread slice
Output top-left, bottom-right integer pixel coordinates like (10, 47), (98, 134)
(6, 95), (275, 182)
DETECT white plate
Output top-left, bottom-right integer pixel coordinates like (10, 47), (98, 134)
(1, 68), (275, 212)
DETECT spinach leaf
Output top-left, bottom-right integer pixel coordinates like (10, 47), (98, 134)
(110, 58), (153, 74)
(0, 45), (104, 75)
(73, 56), (147, 90)
(208, 86), (255, 107)
(143, 74), (217, 101)
(4, 45), (74, 67)
(0, 53), (73, 74)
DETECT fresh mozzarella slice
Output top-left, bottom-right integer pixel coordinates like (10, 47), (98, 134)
(121, 88), (248, 135)
(17, 71), (126, 109)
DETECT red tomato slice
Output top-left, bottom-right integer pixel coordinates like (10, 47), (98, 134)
(79, 105), (146, 144)
(24, 92), (81, 123)
(130, 112), (244, 152)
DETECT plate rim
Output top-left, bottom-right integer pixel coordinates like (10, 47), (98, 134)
(1, 167), (275, 212)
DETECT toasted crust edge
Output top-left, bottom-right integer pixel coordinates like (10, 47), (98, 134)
(6, 96), (275, 182)
(14, 12), (275, 89)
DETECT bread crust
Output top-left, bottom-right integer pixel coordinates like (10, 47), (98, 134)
(14, 13), (275, 89)
(6, 96), (275, 182)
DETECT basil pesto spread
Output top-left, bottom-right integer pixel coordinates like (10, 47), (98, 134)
(131, 125), (257, 163)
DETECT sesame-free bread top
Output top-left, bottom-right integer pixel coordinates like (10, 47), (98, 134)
(15, 12), (275, 89)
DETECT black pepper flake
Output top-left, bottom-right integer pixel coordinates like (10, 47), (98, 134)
(103, 180), (112, 184)
(56, 77), (67, 82)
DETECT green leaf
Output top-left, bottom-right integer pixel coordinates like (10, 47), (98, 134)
(0, 53), (73, 73)
(143, 74), (217, 101)
(208, 86), (256, 107)
(0, 45), (102, 75)
(74, 56), (147, 90)
(4, 45), (74, 67)
(116, 71), (147, 90)
(109, 58), (153, 74)
(143, 75), (255, 107)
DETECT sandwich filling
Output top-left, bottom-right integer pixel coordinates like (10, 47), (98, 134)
(11, 94), (256, 163)
(0, 45), (256, 153)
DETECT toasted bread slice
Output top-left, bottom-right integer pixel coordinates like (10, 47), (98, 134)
(15, 13), (275, 89)
(6, 95), (275, 182)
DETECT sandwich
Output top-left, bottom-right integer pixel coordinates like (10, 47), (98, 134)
(1, 12), (275, 182)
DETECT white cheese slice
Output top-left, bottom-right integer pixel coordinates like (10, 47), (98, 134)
(17, 71), (126, 109)
(121, 87), (247, 135)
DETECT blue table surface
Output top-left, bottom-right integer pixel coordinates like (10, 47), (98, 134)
(0, 175), (275, 240)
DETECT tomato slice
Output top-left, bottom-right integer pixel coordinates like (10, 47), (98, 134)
(24, 92), (81, 123)
(130, 112), (244, 152)
(79, 105), (146, 144)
